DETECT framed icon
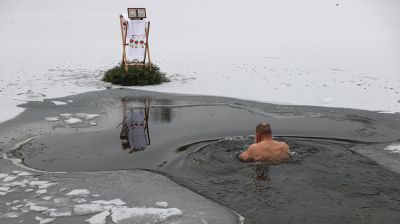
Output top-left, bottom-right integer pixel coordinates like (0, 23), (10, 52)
(128, 8), (146, 19)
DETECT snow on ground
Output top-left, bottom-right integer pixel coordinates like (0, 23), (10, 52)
(0, 0), (399, 125)
(0, 170), (182, 224)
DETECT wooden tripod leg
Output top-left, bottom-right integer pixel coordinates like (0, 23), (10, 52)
(145, 21), (152, 70)
(120, 16), (127, 66)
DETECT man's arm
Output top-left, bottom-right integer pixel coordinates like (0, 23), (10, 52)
(239, 145), (254, 162)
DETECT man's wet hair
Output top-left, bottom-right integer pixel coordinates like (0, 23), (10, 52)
(256, 122), (272, 136)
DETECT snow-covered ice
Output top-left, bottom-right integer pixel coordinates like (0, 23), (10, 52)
(0, 0), (399, 125)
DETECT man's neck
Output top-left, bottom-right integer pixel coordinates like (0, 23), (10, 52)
(260, 136), (273, 142)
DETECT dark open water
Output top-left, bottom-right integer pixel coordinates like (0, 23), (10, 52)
(11, 96), (400, 224)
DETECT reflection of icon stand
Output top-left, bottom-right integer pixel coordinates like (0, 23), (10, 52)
(119, 8), (151, 71)
(120, 98), (151, 153)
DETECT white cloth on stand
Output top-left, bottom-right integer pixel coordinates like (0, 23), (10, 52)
(121, 14), (147, 62)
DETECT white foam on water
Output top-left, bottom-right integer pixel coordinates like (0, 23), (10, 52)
(64, 117), (83, 124)
(384, 144), (400, 154)
(51, 101), (67, 106)
(66, 189), (90, 196)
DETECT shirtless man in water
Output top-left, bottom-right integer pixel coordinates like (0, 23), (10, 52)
(239, 122), (289, 162)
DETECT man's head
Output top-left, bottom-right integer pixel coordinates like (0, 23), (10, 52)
(255, 122), (272, 142)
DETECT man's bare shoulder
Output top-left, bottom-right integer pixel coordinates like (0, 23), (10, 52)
(276, 141), (289, 150)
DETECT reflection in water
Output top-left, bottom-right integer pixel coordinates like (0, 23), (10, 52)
(120, 98), (151, 153)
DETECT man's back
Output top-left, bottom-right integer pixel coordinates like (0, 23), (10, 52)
(240, 139), (289, 162)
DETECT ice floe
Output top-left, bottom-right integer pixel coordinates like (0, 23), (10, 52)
(74, 113), (100, 120)
(35, 216), (56, 224)
(2, 212), (21, 218)
(42, 196), (53, 201)
(0, 186), (10, 192)
(86, 210), (110, 224)
(36, 189), (47, 195)
(29, 204), (49, 212)
(74, 203), (111, 215)
(66, 189), (90, 196)
(0, 171), (181, 224)
(91, 199), (126, 206)
(45, 117), (60, 122)
(3, 175), (18, 182)
(64, 117), (82, 124)
(110, 206), (182, 223)
(48, 210), (72, 217)
(29, 180), (56, 189)
(51, 101), (68, 106)
(60, 113), (73, 118)
(155, 201), (169, 208)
